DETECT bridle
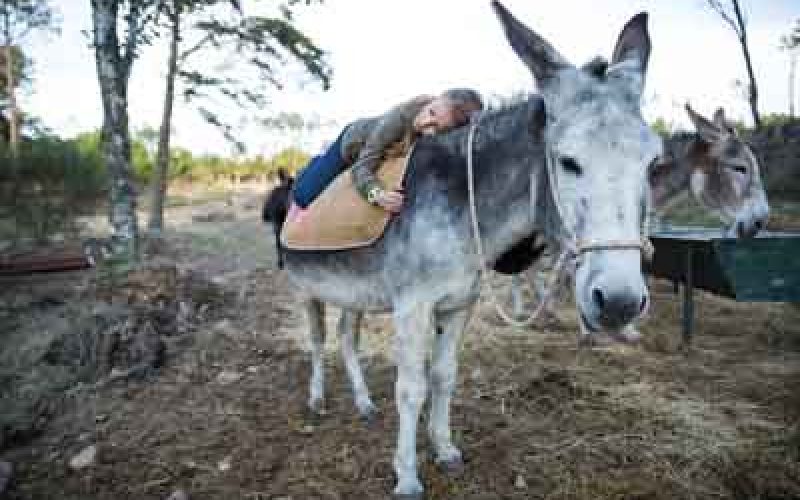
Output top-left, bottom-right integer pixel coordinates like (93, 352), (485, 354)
(465, 114), (653, 327)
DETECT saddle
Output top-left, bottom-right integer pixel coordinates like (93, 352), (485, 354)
(281, 140), (413, 251)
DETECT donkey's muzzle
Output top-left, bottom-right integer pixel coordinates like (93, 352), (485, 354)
(591, 286), (648, 330)
(735, 217), (766, 239)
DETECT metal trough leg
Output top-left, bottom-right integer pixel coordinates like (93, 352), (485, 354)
(682, 246), (694, 344)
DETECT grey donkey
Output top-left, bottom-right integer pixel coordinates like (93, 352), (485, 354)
(279, 2), (661, 497)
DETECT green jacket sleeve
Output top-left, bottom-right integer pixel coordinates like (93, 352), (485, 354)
(350, 96), (430, 201)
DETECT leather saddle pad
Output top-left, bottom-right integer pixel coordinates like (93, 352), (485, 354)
(281, 142), (413, 251)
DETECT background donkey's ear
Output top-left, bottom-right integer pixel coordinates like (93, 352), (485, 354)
(686, 103), (722, 143)
(611, 13), (651, 72)
(712, 107), (737, 136)
(491, 1), (570, 86)
(712, 108), (726, 126)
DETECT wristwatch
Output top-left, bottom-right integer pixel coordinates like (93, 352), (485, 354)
(366, 185), (383, 205)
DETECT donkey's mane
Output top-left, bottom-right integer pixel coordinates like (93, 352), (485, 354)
(662, 130), (700, 161)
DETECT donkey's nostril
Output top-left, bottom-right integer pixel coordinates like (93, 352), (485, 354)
(592, 288), (605, 310)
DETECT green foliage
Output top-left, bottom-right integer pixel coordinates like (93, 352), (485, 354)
(170, 147), (195, 177)
(169, 0), (331, 151)
(650, 117), (673, 138)
(0, 0), (59, 41)
(70, 129), (155, 183)
(0, 135), (106, 245)
(759, 113), (795, 128)
(270, 147), (308, 172)
(0, 128), (311, 246)
(0, 135), (106, 198)
(182, 147), (309, 182)
(0, 127), (308, 197)
(0, 0), (59, 112)
(131, 138), (153, 181)
(0, 46), (31, 97)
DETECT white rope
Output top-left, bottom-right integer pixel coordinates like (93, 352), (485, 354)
(465, 119), (573, 327)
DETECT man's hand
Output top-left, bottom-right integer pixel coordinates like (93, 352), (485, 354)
(375, 189), (404, 213)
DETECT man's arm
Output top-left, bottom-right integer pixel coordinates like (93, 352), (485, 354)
(351, 96), (430, 203)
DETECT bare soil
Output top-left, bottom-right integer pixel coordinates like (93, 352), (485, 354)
(1, 188), (798, 500)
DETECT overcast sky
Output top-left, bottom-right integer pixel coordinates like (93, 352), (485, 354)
(21, 0), (800, 157)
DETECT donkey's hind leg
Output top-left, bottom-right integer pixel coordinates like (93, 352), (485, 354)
(429, 304), (473, 474)
(338, 309), (376, 420)
(306, 298), (327, 413)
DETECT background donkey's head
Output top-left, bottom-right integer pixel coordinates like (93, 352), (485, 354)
(684, 105), (769, 237)
(493, 2), (662, 333)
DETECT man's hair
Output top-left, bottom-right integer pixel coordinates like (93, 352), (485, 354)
(443, 88), (484, 111)
(442, 88), (484, 124)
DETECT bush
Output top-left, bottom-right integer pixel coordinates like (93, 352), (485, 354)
(0, 137), (107, 247)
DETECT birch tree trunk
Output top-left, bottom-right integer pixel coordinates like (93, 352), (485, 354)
(91, 0), (139, 259)
(147, 7), (180, 236)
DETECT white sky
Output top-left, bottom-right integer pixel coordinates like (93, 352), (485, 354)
(21, 0), (800, 157)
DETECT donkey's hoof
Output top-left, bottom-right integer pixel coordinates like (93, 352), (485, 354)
(618, 326), (642, 343)
(393, 478), (424, 499)
(393, 491), (424, 500)
(308, 397), (326, 415)
(437, 456), (465, 477)
(358, 404), (379, 426)
(305, 406), (326, 425)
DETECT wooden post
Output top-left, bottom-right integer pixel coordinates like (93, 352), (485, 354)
(682, 246), (694, 344)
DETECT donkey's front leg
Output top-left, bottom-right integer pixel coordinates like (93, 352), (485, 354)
(305, 298), (327, 413)
(429, 305), (472, 473)
(338, 309), (376, 419)
(392, 302), (434, 498)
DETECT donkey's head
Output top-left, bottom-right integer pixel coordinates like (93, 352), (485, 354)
(493, 2), (662, 333)
(684, 104), (769, 238)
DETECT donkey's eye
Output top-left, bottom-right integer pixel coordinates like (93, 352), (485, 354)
(561, 157), (582, 175)
(728, 164), (748, 175)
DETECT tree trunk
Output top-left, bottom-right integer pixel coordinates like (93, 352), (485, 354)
(147, 8), (180, 236)
(4, 43), (17, 156)
(732, 0), (761, 128)
(2, 7), (18, 156)
(91, 0), (139, 259)
(790, 51), (796, 119)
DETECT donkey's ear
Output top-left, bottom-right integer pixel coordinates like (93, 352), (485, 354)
(278, 168), (289, 183)
(712, 107), (737, 136)
(491, 1), (570, 86)
(686, 103), (722, 143)
(712, 108), (726, 126)
(611, 13), (651, 72)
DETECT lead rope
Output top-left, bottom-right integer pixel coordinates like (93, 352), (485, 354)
(466, 118), (574, 327)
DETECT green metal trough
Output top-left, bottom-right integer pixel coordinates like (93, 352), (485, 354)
(645, 228), (800, 342)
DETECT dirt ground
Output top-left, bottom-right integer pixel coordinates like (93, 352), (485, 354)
(1, 187), (799, 500)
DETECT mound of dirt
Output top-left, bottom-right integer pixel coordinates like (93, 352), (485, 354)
(0, 264), (233, 451)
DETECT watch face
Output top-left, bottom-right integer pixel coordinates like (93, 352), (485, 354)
(367, 187), (381, 204)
